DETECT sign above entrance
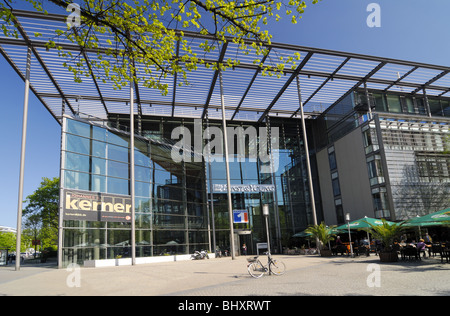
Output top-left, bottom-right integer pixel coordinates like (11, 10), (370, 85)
(213, 184), (275, 193)
(62, 189), (132, 222)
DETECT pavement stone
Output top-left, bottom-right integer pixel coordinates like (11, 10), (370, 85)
(1, 254), (449, 296)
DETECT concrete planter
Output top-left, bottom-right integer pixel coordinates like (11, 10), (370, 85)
(379, 251), (398, 262)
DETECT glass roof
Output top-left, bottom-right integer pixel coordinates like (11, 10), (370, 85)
(2, 10), (450, 123)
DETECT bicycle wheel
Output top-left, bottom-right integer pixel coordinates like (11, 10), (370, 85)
(269, 259), (286, 275)
(248, 262), (266, 278)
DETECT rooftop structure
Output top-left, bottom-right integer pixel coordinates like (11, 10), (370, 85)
(1, 10), (450, 124)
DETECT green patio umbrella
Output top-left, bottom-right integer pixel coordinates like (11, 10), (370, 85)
(403, 209), (450, 240)
(292, 227), (345, 238)
(292, 231), (311, 238)
(335, 216), (395, 231)
(405, 208), (450, 225)
(402, 219), (443, 227)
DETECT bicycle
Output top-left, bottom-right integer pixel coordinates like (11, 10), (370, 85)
(247, 253), (286, 278)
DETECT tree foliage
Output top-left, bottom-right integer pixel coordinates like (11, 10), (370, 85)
(0, 0), (321, 95)
(22, 177), (60, 250)
(305, 221), (336, 250)
(23, 177), (59, 230)
(364, 219), (406, 252)
(0, 232), (17, 251)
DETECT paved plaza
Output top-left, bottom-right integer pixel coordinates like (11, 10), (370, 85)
(1, 254), (450, 296)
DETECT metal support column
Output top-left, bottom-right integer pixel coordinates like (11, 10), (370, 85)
(219, 69), (236, 259)
(267, 116), (282, 253)
(130, 83), (136, 265)
(57, 101), (66, 269)
(295, 76), (318, 227)
(205, 112), (217, 254)
(364, 81), (372, 120)
(15, 46), (31, 271)
(423, 88), (432, 118)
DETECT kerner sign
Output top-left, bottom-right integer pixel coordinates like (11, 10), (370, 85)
(62, 189), (132, 222)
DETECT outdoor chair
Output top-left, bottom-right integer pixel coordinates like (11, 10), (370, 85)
(332, 245), (347, 256)
(358, 246), (370, 256)
(401, 247), (420, 261)
(350, 246), (358, 256)
(441, 248), (450, 263)
(431, 244), (443, 257)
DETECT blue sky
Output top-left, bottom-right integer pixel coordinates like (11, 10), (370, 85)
(1, 0), (450, 228)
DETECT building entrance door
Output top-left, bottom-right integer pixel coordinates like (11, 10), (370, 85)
(236, 230), (252, 255)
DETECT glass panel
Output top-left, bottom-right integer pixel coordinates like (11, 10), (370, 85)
(332, 178), (341, 196)
(92, 125), (107, 142)
(153, 230), (185, 245)
(157, 185), (183, 201)
(92, 175), (106, 193)
(135, 181), (151, 198)
(64, 170), (90, 191)
(108, 144), (129, 163)
(106, 229), (131, 246)
(154, 199), (184, 215)
(67, 119), (90, 138)
(91, 157), (106, 175)
(367, 156), (385, 185)
(108, 160), (129, 179)
(63, 228), (106, 248)
(416, 98), (427, 115)
(229, 159), (242, 179)
(373, 93), (387, 112)
(189, 230), (208, 243)
(372, 191), (388, 212)
(65, 152), (90, 173)
(107, 177), (129, 195)
(136, 197), (151, 213)
(210, 161), (226, 179)
(108, 131), (129, 147)
(405, 97), (415, 114)
(92, 140), (106, 158)
(429, 99), (443, 116)
(328, 151), (337, 170)
(135, 149), (151, 167)
(153, 214), (185, 229)
(187, 202), (204, 216)
(135, 214), (151, 229)
(66, 134), (90, 155)
(442, 100), (450, 117)
(387, 95), (402, 113)
(135, 165), (151, 182)
(335, 204), (344, 224)
(154, 168), (174, 186)
(136, 230), (151, 245)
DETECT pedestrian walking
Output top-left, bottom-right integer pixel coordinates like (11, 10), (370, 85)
(242, 243), (247, 256)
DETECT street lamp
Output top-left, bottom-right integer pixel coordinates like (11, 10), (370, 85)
(262, 204), (271, 255)
(345, 213), (354, 257)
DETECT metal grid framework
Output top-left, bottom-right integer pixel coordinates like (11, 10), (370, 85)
(2, 10), (450, 124)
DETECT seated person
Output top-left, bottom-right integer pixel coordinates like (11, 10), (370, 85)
(416, 239), (428, 258)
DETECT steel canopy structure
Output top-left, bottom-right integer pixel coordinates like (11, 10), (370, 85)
(2, 10), (450, 125)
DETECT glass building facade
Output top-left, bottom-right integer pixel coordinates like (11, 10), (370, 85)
(58, 86), (450, 267)
(60, 115), (320, 267)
